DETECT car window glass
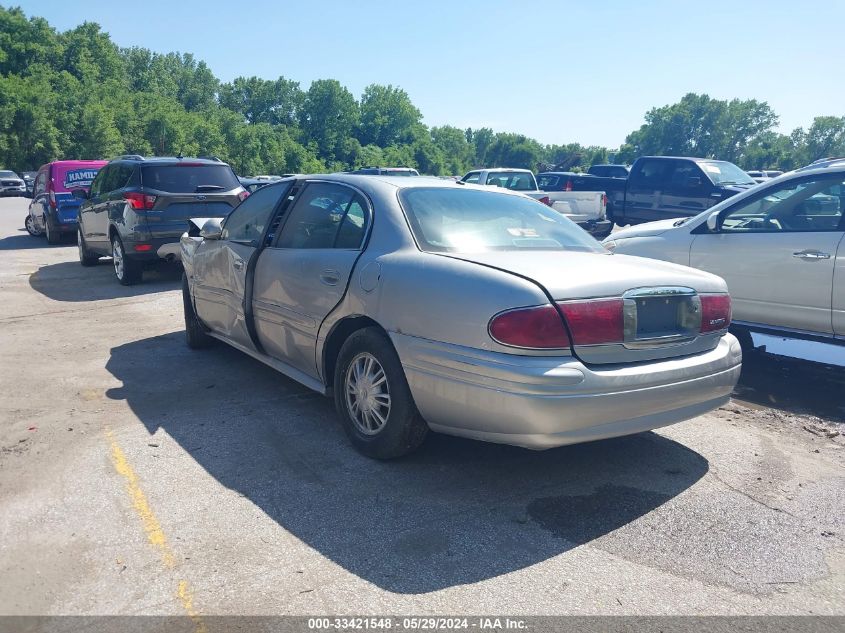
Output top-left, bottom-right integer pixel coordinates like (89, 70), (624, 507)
(537, 174), (560, 190)
(34, 171), (47, 195)
(635, 160), (671, 186)
(221, 183), (283, 244)
(463, 173), (480, 184)
(668, 162), (704, 189)
(277, 182), (367, 249)
(721, 177), (845, 233)
(334, 197), (369, 248)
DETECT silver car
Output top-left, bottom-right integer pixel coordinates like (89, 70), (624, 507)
(181, 175), (742, 459)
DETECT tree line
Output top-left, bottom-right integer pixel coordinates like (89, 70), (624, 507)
(1, 6), (843, 176)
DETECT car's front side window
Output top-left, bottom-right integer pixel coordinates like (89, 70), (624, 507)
(221, 183), (284, 244)
(276, 182), (369, 250)
(462, 172), (480, 184)
(721, 177), (845, 233)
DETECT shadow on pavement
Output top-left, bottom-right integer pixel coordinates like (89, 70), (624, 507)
(0, 228), (51, 251)
(29, 260), (182, 302)
(734, 349), (845, 422)
(106, 332), (709, 594)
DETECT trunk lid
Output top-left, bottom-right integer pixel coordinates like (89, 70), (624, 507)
(446, 250), (729, 365)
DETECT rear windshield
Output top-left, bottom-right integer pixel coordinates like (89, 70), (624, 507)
(52, 164), (104, 192)
(536, 174), (567, 190)
(399, 188), (603, 253)
(141, 164), (240, 193)
(380, 169), (419, 177)
(485, 171), (536, 191)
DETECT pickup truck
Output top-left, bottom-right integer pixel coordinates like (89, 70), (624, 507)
(539, 156), (756, 225)
(459, 168), (612, 238)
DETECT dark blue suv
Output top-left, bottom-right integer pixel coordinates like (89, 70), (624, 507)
(77, 156), (246, 285)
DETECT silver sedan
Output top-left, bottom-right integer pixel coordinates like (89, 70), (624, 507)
(181, 175), (742, 458)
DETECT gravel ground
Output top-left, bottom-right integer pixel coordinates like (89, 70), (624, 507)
(0, 196), (843, 617)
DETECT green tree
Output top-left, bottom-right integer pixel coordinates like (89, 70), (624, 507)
(219, 75), (303, 126)
(803, 116), (845, 162)
(358, 84), (422, 147)
(299, 79), (358, 163)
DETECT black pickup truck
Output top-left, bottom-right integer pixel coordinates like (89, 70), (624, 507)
(538, 156), (756, 225)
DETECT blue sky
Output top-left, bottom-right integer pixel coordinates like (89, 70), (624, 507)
(13, 0), (844, 148)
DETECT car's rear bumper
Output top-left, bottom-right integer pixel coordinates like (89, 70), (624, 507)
(391, 332), (742, 449)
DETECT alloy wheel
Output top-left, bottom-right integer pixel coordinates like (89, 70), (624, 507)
(112, 239), (124, 280)
(344, 352), (391, 435)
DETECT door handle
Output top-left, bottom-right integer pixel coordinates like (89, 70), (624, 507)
(319, 269), (340, 286)
(792, 250), (831, 260)
(233, 259), (244, 270)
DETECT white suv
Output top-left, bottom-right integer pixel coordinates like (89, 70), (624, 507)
(603, 162), (845, 346)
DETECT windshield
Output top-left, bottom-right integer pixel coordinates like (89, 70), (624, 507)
(141, 164), (241, 193)
(484, 171), (537, 191)
(699, 161), (756, 185)
(399, 187), (603, 253)
(0, 171), (17, 178)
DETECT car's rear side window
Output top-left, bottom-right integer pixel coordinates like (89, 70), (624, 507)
(141, 164), (240, 193)
(276, 182), (369, 249)
(399, 187), (603, 253)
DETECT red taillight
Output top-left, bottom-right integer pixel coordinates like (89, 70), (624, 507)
(565, 180), (573, 192)
(48, 191), (56, 209)
(238, 190), (250, 201)
(133, 244), (153, 252)
(489, 305), (571, 349)
(558, 299), (624, 345)
(700, 294), (731, 332)
(602, 193), (608, 207)
(123, 192), (157, 210)
(538, 196), (552, 207)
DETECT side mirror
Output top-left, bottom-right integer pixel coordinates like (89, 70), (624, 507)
(686, 176), (702, 188)
(72, 188), (89, 200)
(200, 218), (223, 240)
(706, 210), (720, 232)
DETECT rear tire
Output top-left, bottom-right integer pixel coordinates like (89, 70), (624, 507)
(182, 273), (213, 349)
(333, 327), (428, 459)
(24, 214), (41, 236)
(111, 235), (142, 285)
(77, 229), (99, 266)
(45, 215), (60, 244)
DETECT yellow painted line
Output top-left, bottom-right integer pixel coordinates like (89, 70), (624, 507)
(105, 427), (206, 632)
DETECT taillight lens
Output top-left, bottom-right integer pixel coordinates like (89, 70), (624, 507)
(238, 190), (250, 201)
(700, 294), (731, 332)
(538, 196), (552, 207)
(48, 191), (56, 209)
(601, 193), (608, 207)
(558, 299), (624, 345)
(489, 305), (571, 349)
(565, 180), (573, 192)
(123, 192), (157, 210)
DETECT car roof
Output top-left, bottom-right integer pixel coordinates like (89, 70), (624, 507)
(108, 156), (228, 166)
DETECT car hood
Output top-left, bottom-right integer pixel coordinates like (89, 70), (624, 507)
(604, 218), (683, 240)
(444, 250), (727, 299)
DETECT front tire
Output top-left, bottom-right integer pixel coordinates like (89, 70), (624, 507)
(111, 235), (142, 285)
(182, 273), (212, 349)
(77, 229), (99, 266)
(333, 327), (428, 459)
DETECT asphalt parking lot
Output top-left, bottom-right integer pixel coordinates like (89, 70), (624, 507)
(0, 196), (843, 617)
